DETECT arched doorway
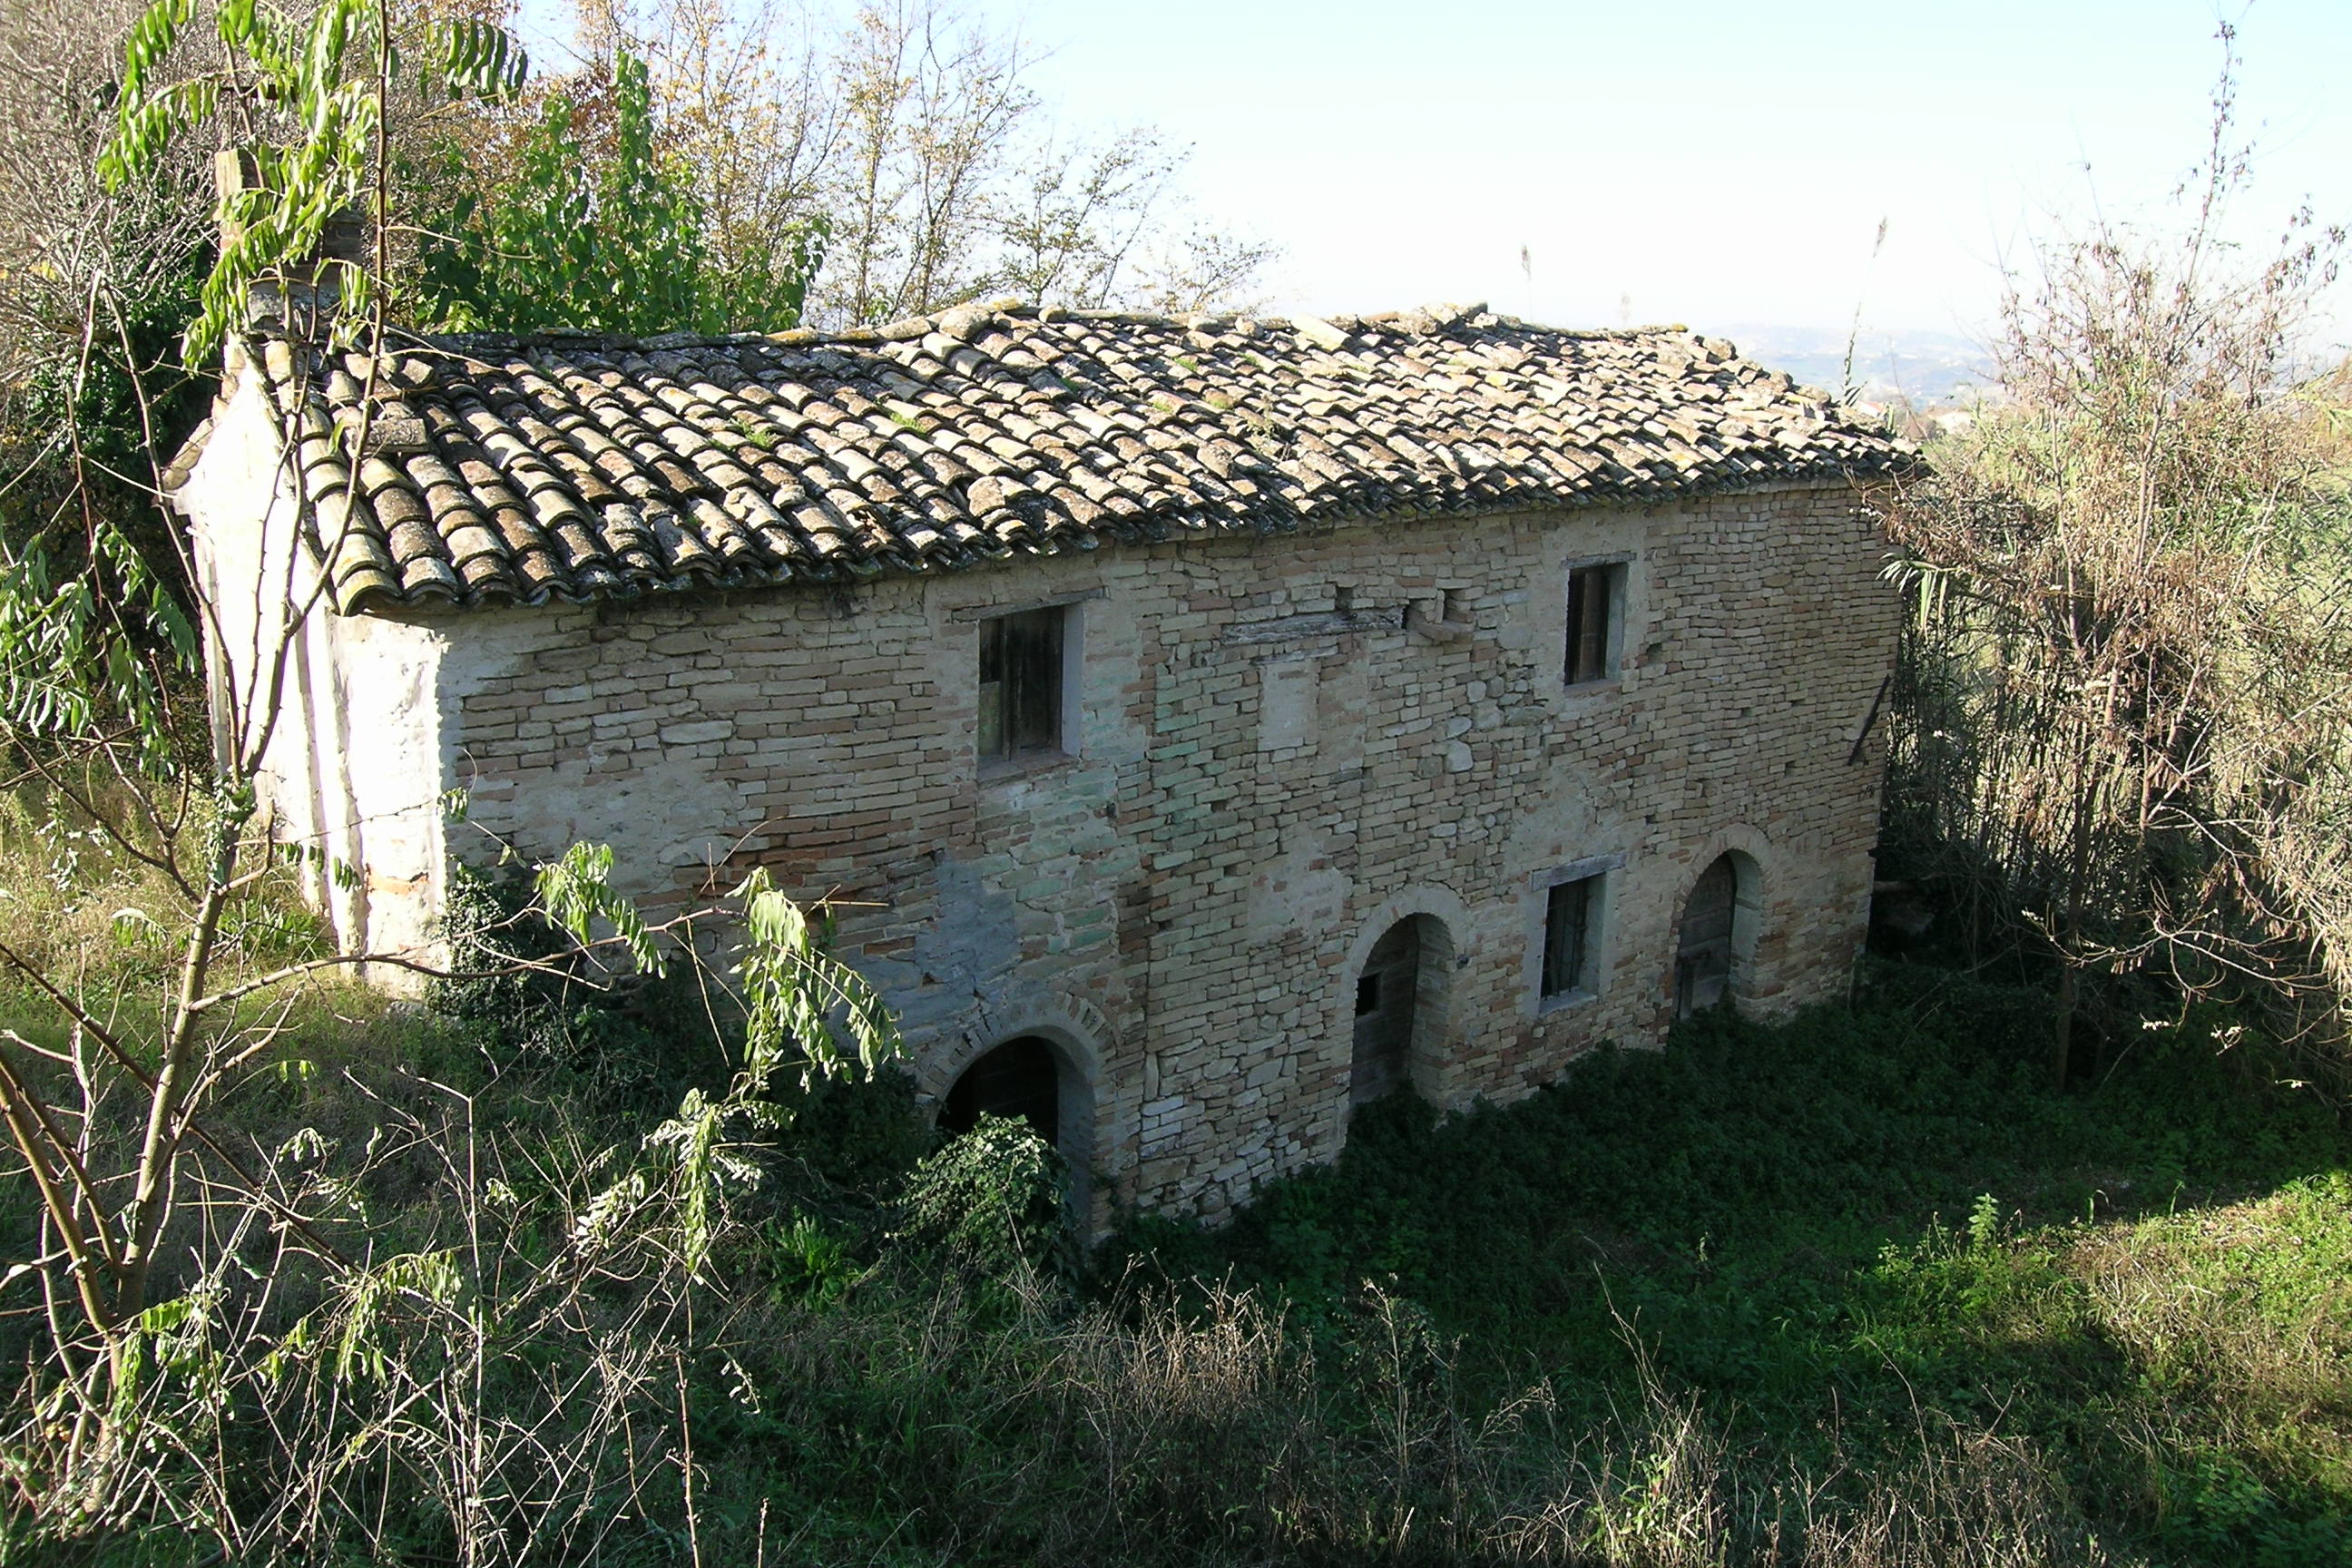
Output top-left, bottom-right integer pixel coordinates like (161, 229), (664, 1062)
(1674, 853), (1759, 1018)
(941, 1035), (1062, 1144)
(1351, 915), (1452, 1104)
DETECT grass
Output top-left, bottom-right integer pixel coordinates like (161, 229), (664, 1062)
(1113, 965), (2352, 1565)
(5, 779), (2350, 1563)
(0, 780), (335, 1037)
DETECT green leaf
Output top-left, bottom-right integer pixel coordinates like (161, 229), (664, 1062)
(119, 0), (196, 104)
(533, 841), (665, 975)
(103, 0), (534, 363)
(410, 44), (805, 336)
(729, 868), (903, 1090)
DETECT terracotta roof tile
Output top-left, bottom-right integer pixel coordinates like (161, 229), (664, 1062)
(243, 300), (1916, 613)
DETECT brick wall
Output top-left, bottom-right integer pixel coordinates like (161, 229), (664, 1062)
(388, 482), (1895, 1224)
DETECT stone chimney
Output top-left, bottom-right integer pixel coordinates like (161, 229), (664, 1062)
(215, 149), (369, 337)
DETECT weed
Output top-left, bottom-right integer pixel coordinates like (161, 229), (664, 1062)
(12, 905), (2347, 1563)
(894, 1112), (1075, 1281)
(1111, 964), (2352, 1563)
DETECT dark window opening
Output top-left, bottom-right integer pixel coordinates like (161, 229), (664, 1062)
(1565, 564), (1617, 685)
(940, 1035), (1061, 1145)
(1355, 974), (1381, 1017)
(978, 606), (1064, 761)
(1542, 876), (1599, 998)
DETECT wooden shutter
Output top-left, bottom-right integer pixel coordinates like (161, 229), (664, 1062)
(978, 606), (1064, 760)
(1543, 877), (1591, 996)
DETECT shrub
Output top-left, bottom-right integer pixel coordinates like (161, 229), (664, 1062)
(895, 1114), (1076, 1281)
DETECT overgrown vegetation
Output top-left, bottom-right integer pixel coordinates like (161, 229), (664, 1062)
(0, 0), (212, 614)
(397, 0), (1276, 332)
(410, 44), (825, 335)
(10, 866), (2348, 1565)
(1879, 23), (2352, 1080)
(9, 738), (2346, 1568)
(2, 5), (2347, 1563)
(0, 0), (909, 1541)
(1121, 967), (2352, 1565)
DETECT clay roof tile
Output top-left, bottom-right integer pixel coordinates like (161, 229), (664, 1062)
(246, 309), (1916, 613)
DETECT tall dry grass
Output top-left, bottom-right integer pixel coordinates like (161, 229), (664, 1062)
(703, 1267), (2122, 1568)
(4, 1215), (2132, 1563)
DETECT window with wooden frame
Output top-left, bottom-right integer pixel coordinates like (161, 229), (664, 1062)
(1541, 874), (1602, 999)
(977, 605), (1066, 763)
(1564, 563), (1621, 685)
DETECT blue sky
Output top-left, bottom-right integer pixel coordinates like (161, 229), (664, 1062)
(997, 0), (2352, 339)
(517, 1), (2352, 341)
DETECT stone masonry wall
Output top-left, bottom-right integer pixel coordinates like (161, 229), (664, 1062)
(375, 482), (1895, 1225)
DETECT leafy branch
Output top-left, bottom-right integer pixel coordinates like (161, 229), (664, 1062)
(100, 0), (525, 362)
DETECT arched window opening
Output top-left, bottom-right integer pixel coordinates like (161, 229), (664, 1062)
(1350, 914), (1453, 1105)
(941, 1035), (1062, 1145)
(1674, 853), (1759, 1018)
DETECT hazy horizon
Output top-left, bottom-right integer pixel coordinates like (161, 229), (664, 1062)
(513, 0), (2352, 350)
(1004, 0), (2352, 346)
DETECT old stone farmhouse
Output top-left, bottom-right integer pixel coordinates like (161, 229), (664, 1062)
(171, 298), (1910, 1224)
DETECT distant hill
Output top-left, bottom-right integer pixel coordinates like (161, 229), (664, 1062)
(1716, 323), (1997, 407)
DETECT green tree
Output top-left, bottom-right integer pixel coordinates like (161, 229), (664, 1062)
(413, 46), (824, 335)
(0, 1), (897, 1534)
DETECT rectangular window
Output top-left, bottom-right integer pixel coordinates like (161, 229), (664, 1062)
(1565, 564), (1618, 685)
(978, 605), (1065, 762)
(1542, 875), (1600, 998)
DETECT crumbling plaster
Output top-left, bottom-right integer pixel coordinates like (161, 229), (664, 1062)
(176, 368), (450, 973)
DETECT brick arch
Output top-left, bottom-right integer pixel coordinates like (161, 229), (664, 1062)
(1342, 884), (1474, 977)
(1667, 827), (1775, 1018)
(1331, 885), (1471, 1145)
(924, 991), (1111, 1215)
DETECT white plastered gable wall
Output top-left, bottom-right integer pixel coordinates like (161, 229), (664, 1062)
(172, 358), (454, 978)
